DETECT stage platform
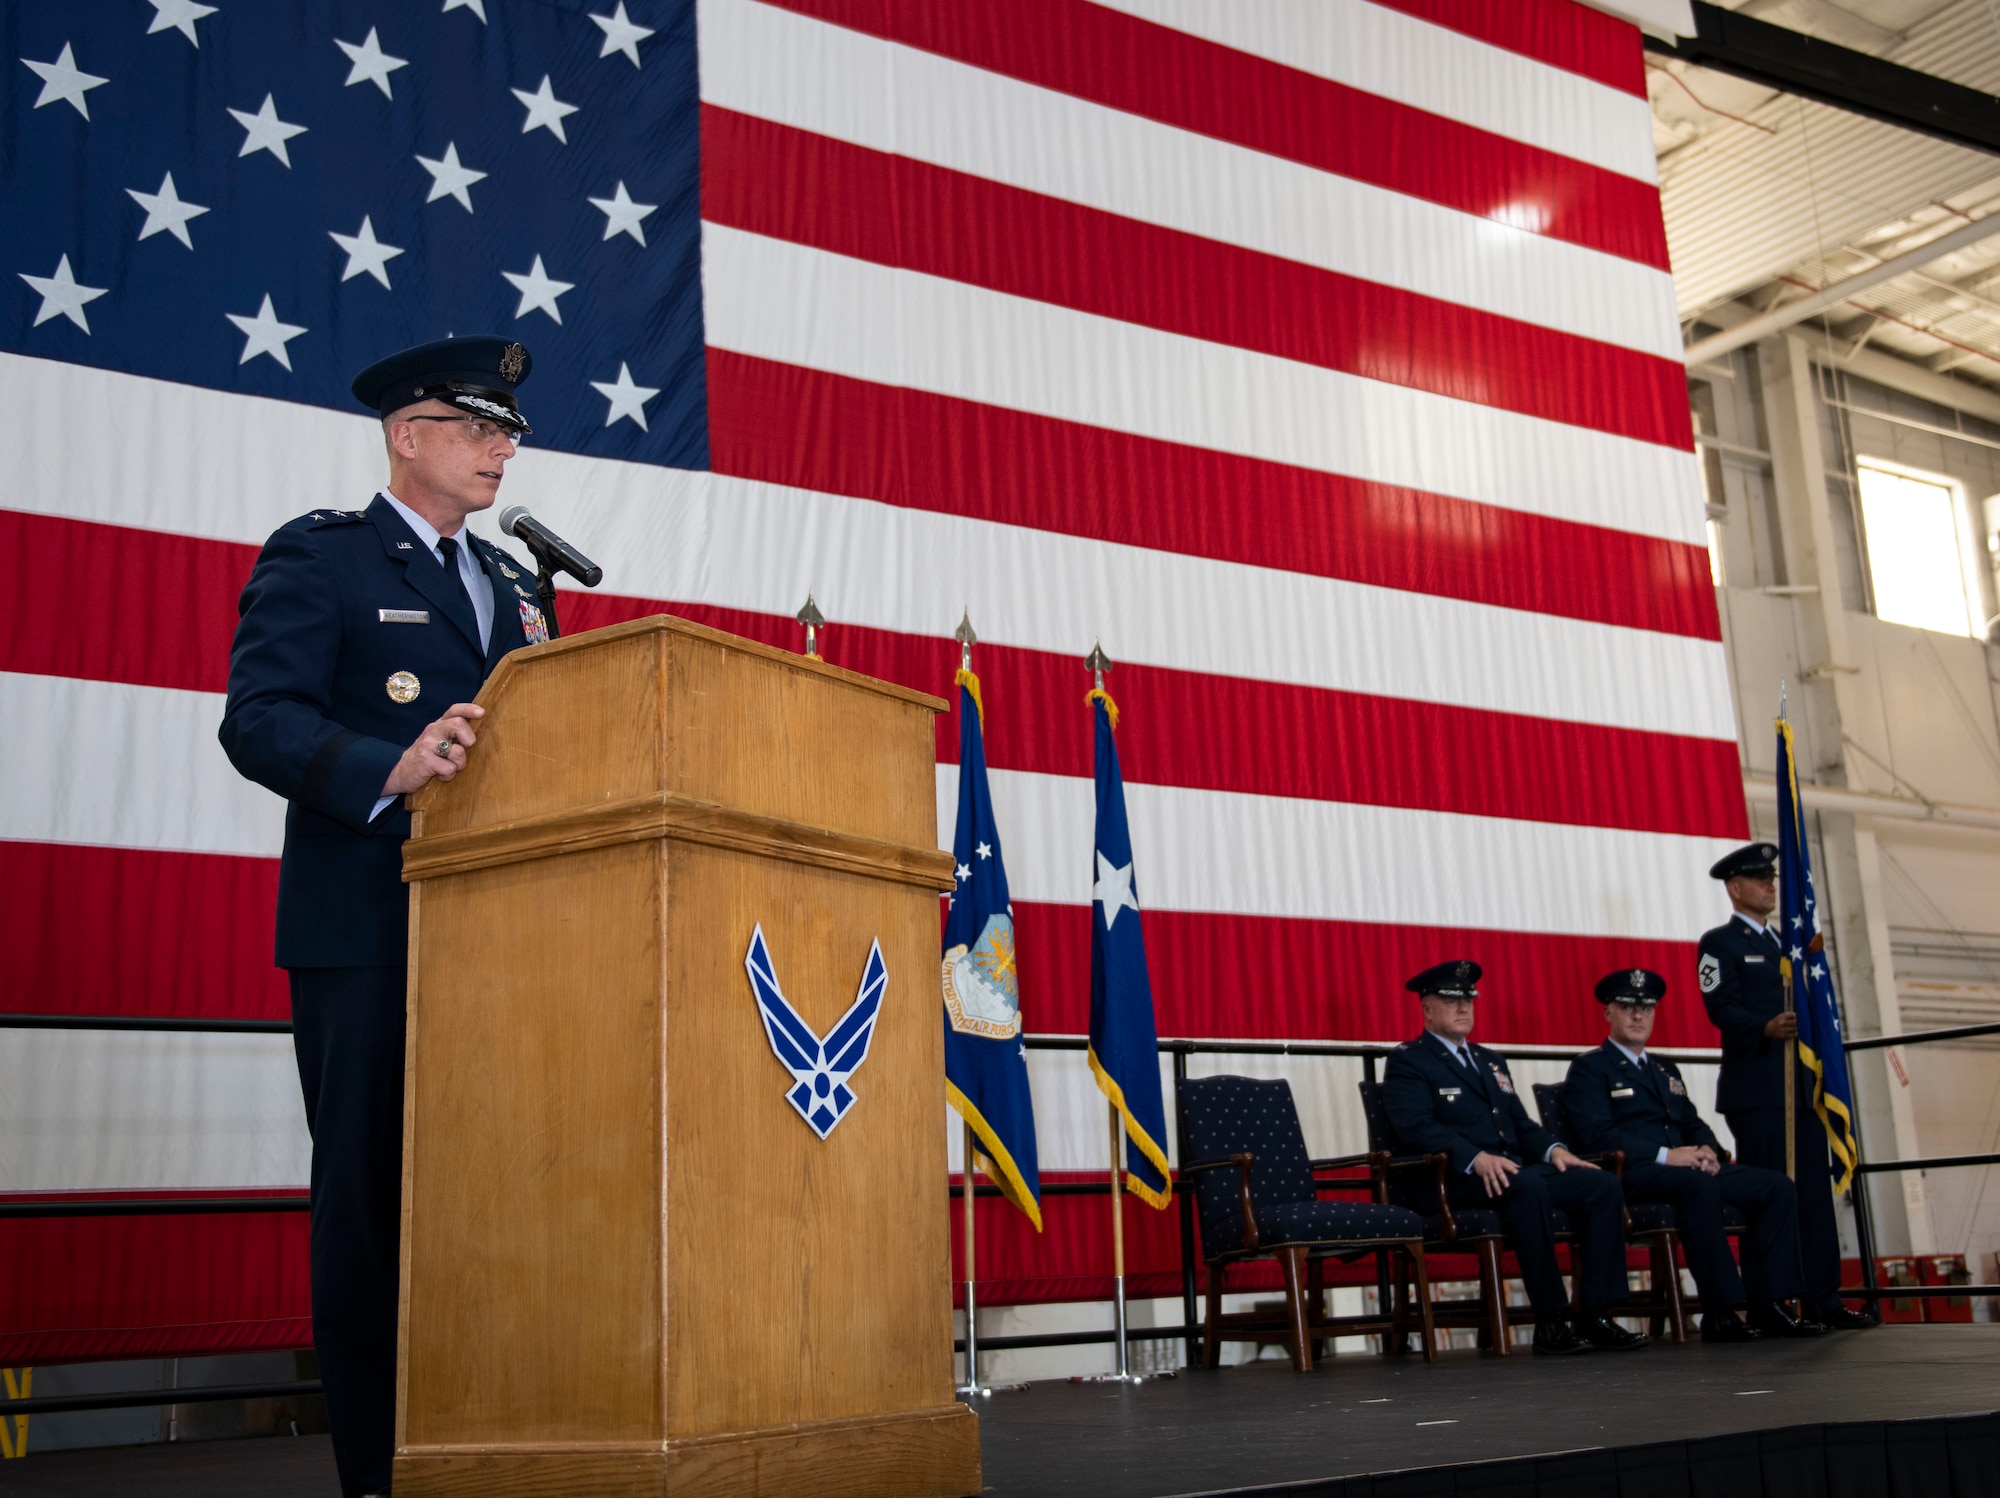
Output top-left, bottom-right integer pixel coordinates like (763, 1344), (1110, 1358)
(7, 1325), (1997, 1497)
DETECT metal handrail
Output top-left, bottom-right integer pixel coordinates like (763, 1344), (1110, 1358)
(0, 1380), (321, 1418)
(1845, 1022), (2000, 1050)
(0, 1195), (308, 1219)
(0, 1012), (291, 1034)
(1854, 1152), (2000, 1174)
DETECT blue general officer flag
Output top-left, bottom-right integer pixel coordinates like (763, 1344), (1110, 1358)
(942, 667), (1042, 1230)
(1087, 686), (1172, 1209)
(1776, 713), (1859, 1193)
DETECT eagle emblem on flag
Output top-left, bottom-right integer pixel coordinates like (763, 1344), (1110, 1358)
(743, 924), (885, 1140)
(942, 913), (1021, 1040)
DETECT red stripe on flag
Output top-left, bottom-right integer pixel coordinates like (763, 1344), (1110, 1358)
(0, 508), (256, 695)
(707, 352), (1721, 640)
(755, 0), (1670, 268)
(702, 107), (1692, 448)
(563, 593), (1749, 839)
(1368, 0), (1648, 97)
(0, 1199), (310, 1364)
(2, 840), (286, 1018)
(2, 515), (1743, 836)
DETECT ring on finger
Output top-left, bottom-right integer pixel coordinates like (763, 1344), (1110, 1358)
(436, 739), (454, 757)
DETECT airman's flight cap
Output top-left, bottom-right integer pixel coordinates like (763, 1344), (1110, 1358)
(1708, 841), (1778, 881)
(1407, 959), (1481, 998)
(351, 335), (534, 433)
(1596, 968), (1667, 1006)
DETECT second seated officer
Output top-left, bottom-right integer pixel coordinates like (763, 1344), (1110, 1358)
(1698, 843), (1873, 1330)
(219, 337), (552, 1498)
(1382, 961), (1647, 1356)
(1564, 967), (1827, 1342)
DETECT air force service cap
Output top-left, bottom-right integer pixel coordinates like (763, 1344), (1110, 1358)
(1709, 841), (1778, 882)
(1407, 959), (1481, 999)
(351, 335), (533, 433)
(1596, 967), (1667, 1006)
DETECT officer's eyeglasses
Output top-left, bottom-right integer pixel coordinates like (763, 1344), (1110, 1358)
(405, 415), (525, 447)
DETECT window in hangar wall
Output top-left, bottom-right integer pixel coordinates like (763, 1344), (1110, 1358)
(1855, 459), (1985, 637)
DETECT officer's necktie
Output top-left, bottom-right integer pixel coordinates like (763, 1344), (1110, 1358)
(436, 536), (475, 624)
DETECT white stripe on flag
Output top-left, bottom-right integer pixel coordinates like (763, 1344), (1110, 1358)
(0, 357), (1738, 740)
(940, 764), (1739, 942)
(0, 1029), (308, 1192)
(701, 224), (1706, 545)
(1090, 0), (1659, 182)
(698, 0), (1680, 359)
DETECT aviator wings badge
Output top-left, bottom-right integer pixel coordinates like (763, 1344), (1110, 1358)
(744, 923), (886, 1139)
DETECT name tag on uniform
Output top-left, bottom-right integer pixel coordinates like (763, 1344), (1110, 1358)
(379, 609), (430, 624)
(1437, 1087), (1462, 1099)
(1744, 954), (1766, 963)
(1610, 1087), (1635, 1098)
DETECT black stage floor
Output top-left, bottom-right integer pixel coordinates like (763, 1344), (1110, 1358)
(4, 1325), (1997, 1497)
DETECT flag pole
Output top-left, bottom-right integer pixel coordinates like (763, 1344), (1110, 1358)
(958, 1120), (991, 1397)
(1110, 1102), (1132, 1379)
(1779, 680), (1797, 1181)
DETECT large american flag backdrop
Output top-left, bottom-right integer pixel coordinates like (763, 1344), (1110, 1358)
(2, 0), (1744, 1360)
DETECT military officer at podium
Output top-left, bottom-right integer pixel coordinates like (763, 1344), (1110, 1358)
(219, 337), (548, 1498)
(1698, 843), (1873, 1331)
(1564, 967), (1826, 1342)
(1381, 961), (1648, 1356)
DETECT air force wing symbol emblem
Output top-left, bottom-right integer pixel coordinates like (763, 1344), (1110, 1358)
(744, 924), (885, 1140)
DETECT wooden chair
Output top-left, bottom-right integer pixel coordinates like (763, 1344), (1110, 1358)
(1355, 1079), (1524, 1354)
(1178, 1074), (1436, 1372)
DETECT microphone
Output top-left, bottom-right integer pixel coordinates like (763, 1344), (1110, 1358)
(498, 506), (603, 587)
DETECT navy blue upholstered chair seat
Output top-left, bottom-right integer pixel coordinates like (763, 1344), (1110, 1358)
(1628, 1201), (1678, 1233)
(1177, 1073), (1435, 1371)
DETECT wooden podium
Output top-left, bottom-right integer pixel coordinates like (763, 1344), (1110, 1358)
(394, 616), (980, 1497)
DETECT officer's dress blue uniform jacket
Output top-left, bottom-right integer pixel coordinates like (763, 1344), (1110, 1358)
(1381, 1032), (1560, 1179)
(219, 495), (538, 967)
(1565, 1040), (1805, 1306)
(1698, 915), (1804, 1115)
(1382, 1030), (1628, 1313)
(1564, 1042), (1722, 1164)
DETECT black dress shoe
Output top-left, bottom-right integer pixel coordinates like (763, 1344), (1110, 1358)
(1750, 1303), (1831, 1338)
(1532, 1316), (1593, 1356)
(1700, 1310), (1761, 1343)
(1816, 1303), (1877, 1330)
(1574, 1312), (1651, 1351)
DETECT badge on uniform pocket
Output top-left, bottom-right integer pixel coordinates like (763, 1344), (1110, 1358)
(386, 671), (420, 704)
(518, 598), (550, 646)
(1438, 1087), (1462, 1100)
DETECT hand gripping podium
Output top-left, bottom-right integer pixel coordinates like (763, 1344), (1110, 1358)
(395, 616), (979, 1497)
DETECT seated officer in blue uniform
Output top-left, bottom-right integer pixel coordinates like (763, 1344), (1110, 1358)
(219, 336), (552, 1498)
(1381, 960), (1647, 1356)
(1698, 843), (1872, 1332)
(1564, 967), (1826, 1342)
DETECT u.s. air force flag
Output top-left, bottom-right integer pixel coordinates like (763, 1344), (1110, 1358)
(1087, 687), (1172, 1209)
(942, 668), (1042, 1229)
(1776, 713), (1859, 1193)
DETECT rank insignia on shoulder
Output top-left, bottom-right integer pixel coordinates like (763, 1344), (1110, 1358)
(386, 671), (421, 704)
(518, 598), (550, 646)
(1698, 954), (1722, 993)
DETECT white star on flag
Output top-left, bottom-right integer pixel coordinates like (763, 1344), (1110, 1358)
(592, 3), (655, 66)
(127, 172), (209, 249)
(442, 0), (487, 20)
(229, 94), (307, 167)
(1093, 851), (1140, 930)
(590, 362), (659, 428)
(955, 863), (972, 882)
(19, 255), (107, 332)
(22, 43), (109, 120)
(512, 75), (579, 142)
(503, 255), (573, 323)
(976, 842), (992, 859)
(330, 217), (404, 288)
(226, 294), (307, 369)
(147, 0), (218, 46)
(588, 181), (657, 245)
(417, 142), (485, 211)
(1791, 945), (1803, 961)
(337, 29), (409, 99)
